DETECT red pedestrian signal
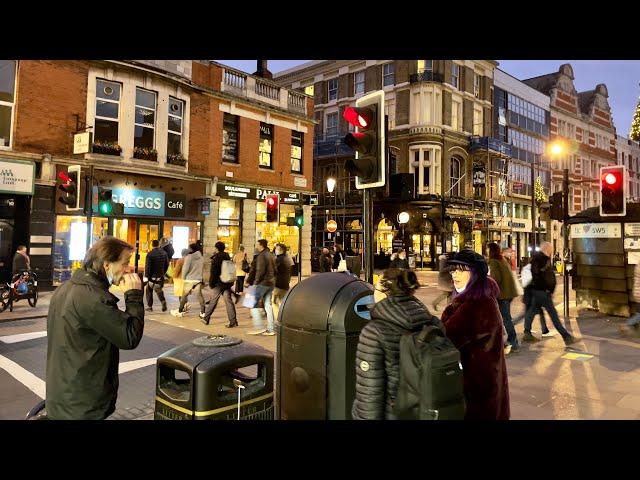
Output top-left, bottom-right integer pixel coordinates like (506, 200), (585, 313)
(600, 165), (626, 216)
(266, 194), (279, 223)
(342, 90), (386, 189)
(57, 165), (81, 210)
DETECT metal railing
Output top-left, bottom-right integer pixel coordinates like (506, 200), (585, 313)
(469, 136), (513, 156)
(410, 71), (444, 83)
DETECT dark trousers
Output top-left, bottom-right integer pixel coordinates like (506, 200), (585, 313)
(498, 298), (518, 348)
(522, 286), (549, 333)
(203, 284), (237, 324)
(524, 290), (570, 340)
(146, 279), (166, 308)
(235, 275), (245, 294)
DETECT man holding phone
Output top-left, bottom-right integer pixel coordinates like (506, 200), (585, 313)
(46, 236), (145, 420)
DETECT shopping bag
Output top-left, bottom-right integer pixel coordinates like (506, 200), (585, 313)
(166, 263), (174, 279)
(242, 285), (259, 308)
(173, 278), (184, 297)
(512, 269), (524, 296)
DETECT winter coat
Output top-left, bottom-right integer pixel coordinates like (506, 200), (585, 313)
(145, 247), (169, 280)
(248, 249), (275, 287)
(488, 257), (518, 300)
(441, 294), (510, 420)
(389, 257), (410, 269)
(46, 269), (144, 420)
(319, 254), (332, 273)
(275, 253), (293, 290)
(209, 251), (232, 289)
(333, 249), (346, 270)
(352, 295), (442, 420)
(12, 252), (30, 275)
(530, 251), (555, 293)
(233, 251), (247, 277)
(182, 251), (204, 282)
(162, 243), (174, 261)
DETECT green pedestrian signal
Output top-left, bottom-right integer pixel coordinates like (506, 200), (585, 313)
(295, 206), (304, 227)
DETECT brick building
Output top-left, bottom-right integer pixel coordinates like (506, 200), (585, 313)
(275, 60), (500, 268)
(616, 134), (640, 203)
(524, 64), (617, 255)
(0, 60), (314, 288)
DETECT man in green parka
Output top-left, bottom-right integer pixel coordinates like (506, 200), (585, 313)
(46, 236), (145, 420)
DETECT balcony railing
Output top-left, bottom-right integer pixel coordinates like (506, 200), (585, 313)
(220, 67), (309, 116)
(410, 71), (444, 84)
(469, 136), (512, 156)
(314, 132), (354, 158)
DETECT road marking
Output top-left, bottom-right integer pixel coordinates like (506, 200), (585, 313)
(0, 331), (47, 344)
(0, 354), (46, 399)
(118, 358), (157, 374)
(561, 352), (594, 362)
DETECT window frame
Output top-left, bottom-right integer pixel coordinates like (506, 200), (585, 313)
(222, 112), (240, 164)
(450, 157), (462, 197)
(382, 63), (395, 87)
(451, 63), (460, 90)
(290, 130), (303, 173)
(354, 71), (365, 95)
(94, 78), (122, 145)
(325, 112), (338, 138)
(327, 78), (338, 101)
(258, 122), (273, 169)
(167, 96), (184, 158)
(473, 73), (480, 98)
(134, 86), (157, 150)
(0, 60), (17, 149)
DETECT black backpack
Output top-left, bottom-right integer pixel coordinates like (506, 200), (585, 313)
(394, 324), (466, 420)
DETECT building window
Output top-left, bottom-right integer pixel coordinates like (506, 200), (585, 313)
(473, 107), (483, 135)
(383, 63), (395, 86)
(259, 122), (273, 168)
(327, 78), (338, 101)
(451, 98), (461, 131)
(291, 131), (303, 173)
(473, 73), (480, 98)
(217, 199), (241, 254)
(326, 112), (338, 137)
(385, 100), (396, 129)
(222, 113), (239, 163)
(134, 87), (156, 149)
(450, 157), (462, 197)
(354, 71), (365, 95)
(451, 64), (460, 89)
(94, 79), (121, 144)
(417, 60), (433, 74)
(167, 97), (184, 158)
(0, 60), (17, 148)
(410, 146), (441, 195)
(304, 85), (314, 97)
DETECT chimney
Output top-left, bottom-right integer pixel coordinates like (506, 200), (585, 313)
(254, 60), (273, 80)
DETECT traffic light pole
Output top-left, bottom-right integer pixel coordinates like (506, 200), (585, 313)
(562, 168), (570, 321)
(363, 187), (374, 284)
(531, 158), (537, 253)
(85, 165), (94, 254)
(298, 219), (302, 283)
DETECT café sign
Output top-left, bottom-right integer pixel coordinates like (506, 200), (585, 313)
(218, 183), (302, 204)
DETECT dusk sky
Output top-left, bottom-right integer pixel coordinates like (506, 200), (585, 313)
(216, 60), (640, 137)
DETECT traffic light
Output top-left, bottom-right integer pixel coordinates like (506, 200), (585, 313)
(549, 191), (564, 221)
(266, 194), (279, 223)
(600, 165), (626, 216)
(57, 165), (81, 210)
(342, 90), (386, 189)
(97, 187), (124, 216)
(294, 206), (304, 227)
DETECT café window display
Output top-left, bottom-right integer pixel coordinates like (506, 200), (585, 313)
(256, 201), (299, 257)
(217, 199), (241, 254)
(53, 216), (109, 286)
(376, 218), (394, 254)
(163, 220), (201, 259)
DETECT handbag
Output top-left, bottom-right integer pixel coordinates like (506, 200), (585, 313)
(166, 263), (174, 278)
(242, 285), (260, 308)
(511, 268), (524, 296)
(241, 255), (250, 274)
(173, 278), (184, 297)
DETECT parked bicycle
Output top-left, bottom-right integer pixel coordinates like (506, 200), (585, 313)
(0, 270), (39, 312)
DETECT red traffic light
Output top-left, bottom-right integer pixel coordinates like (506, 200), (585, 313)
(343, 107), (373, 129)
(266, 194), (279, 222)
(267, 196), (276, 206)
(604, 173), (618, 185)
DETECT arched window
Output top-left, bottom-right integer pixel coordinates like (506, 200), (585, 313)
(450, 157), (463, 197)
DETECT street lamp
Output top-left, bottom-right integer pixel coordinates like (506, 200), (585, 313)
(326, 176), (336, 242)
(397, 211), (409, 253)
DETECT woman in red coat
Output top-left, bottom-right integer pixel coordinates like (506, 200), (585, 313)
(441, 249), (510, 420)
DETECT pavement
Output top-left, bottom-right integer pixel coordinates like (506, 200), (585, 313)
(2, 269), (640, 420)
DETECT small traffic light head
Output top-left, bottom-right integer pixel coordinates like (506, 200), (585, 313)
(604, 172), (618, 185)
(265, 194), (279, 223)
(57, 168), (78, 208)
(600, 165), (626, 216)
(343, 107), (374, 129)
(294, 206), (304, 227)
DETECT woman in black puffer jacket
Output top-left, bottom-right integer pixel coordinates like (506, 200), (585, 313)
(352, 268), (442, 420)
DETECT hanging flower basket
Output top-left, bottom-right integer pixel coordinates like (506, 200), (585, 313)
(92, 141), (122, 156)
(167, 153), (187, 166)
(133, 147), (158, 161)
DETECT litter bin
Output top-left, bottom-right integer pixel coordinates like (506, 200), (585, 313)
(276, 272), (375, 420)
(155, 335), (274, 420)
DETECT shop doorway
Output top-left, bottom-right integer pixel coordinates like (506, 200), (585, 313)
(136, 221), (160, 275)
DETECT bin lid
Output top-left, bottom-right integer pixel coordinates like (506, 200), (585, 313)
(192, 335), (243, 347)
(279, 272), (372, 331)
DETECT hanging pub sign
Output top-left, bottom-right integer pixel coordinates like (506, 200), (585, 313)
(198, 198), (211, 216)
(473, 163), (486, 187)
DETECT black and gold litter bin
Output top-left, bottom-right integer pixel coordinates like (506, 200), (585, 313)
(154, 335), (274, 420)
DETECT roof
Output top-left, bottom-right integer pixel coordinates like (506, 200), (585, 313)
(577, 90), (596, 115)
(522, 72), (560, 95)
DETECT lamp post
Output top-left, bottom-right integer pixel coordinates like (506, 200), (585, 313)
(326, 176), (336, 243)
(398, 211), (409, 252)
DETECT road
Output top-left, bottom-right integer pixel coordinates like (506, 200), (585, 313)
(1, 270), (639, 420)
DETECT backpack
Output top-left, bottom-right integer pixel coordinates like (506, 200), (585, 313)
(394, 324), (465, 420)
(220, 259), (237, 284)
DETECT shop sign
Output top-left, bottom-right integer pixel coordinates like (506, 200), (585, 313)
(508, 221), (526, 229)
(570, 223), (622, 239)
(109, 188), (165, 216)
(219, 183), (255, 200)
(165, 193), (186, 218)
(0, 159), (35, 195)
(446, 208), (473, 218)
(218, 183), (303, 204)
(625, 223), (640, 237)
(281, 192), (301, 204)
(327, 220), (337, 233)
(73, 132), (92, 154)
